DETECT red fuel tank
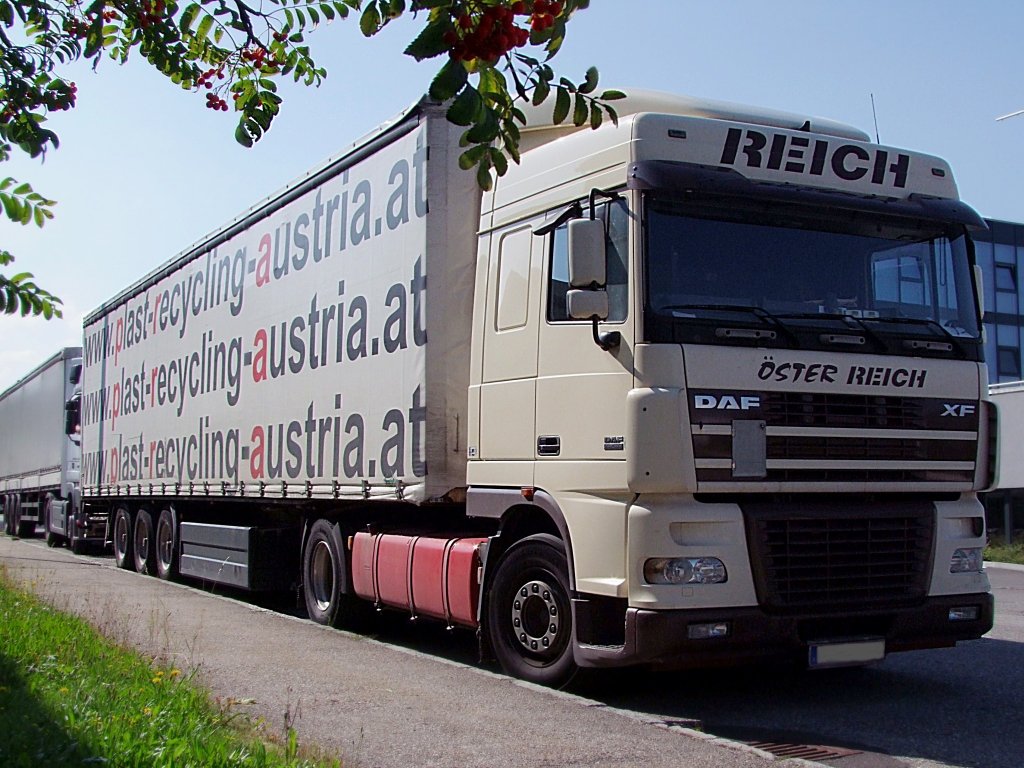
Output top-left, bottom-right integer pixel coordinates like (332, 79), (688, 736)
(351, 532), (487, 628)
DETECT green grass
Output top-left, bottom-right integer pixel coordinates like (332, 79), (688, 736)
(985, 537), (1024, 565)
(0, 571), (339, 768)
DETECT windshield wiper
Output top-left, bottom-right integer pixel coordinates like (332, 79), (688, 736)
(659, 304), (800, 346)
(865, 316), (972, 357)
(770, 311), (888, 352)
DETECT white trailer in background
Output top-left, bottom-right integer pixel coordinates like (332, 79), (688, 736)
(51, 91), (999, 685)
(0, 347), (87, 545)
(987, 381), (1024, 542)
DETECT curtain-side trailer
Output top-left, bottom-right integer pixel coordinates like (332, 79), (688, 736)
(67, 92), (995, 685)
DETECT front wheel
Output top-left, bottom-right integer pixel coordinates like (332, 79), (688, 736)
(485, 534), (577, 688)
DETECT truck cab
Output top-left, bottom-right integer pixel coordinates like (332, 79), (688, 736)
(467, 92), (995, 682)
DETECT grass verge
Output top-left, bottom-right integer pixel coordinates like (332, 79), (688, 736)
(0, 570), (338, 768)
(985, 537), (1024, 566)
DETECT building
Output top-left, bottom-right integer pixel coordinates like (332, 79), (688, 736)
(976, 218), (1024, 541)
(976, 218), (1024, 383)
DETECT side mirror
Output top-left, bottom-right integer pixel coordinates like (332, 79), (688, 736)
(566, 218), (618, 350)
(567, 289), (609, 321)
(568, 219), (607, 288)
(69, 363), (82, 385)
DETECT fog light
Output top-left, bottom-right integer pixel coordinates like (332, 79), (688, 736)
(950, 548), (983, 573)
(688, 622), (730, 640)
(644, 557), (727, 585)
(949, 606), (980, 622)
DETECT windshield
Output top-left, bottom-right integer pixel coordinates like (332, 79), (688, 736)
(643, 194), (981, 357)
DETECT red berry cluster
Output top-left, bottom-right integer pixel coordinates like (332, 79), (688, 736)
(196, 67), (225, 90)
(0, 80), (78, 122)
(102, 9), (118, 21)
(48, 82), (78, 112)
(528, 0), (561, 31)
(136, 0), (165, 29)
(63, 18), (90, 38)
(205, 92), (229, 111)
(444, 1), (563, 63)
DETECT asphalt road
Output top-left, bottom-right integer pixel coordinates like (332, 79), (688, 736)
(2, 533), (1021, 768)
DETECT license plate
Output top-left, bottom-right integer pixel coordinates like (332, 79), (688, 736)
(808, 639), (885, 668)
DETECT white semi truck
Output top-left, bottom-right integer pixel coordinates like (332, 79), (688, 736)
(0, 347), (99, 548)
(60, 91), (995, 685)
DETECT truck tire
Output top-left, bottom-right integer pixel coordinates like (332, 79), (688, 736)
(133, 508), (156, 575)
(112, 505), (134, 569)
(302, 519), (370, 630)
(485, 534), (577, 688)
(154, 507), (179, 581)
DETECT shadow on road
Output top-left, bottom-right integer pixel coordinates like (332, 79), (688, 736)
(571, 637), (1024, 768)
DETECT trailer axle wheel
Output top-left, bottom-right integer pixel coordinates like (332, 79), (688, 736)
(133, 508), (156, 575)
(112, 506), (134, 569)
(155, 507), (179, 581)
(302, 519), (370, 630)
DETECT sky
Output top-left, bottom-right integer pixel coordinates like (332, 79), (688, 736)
(1, 0), (1022, 390)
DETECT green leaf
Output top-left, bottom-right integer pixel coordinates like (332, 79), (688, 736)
(573, 93), (587, 126)
(600, 89), (627, 101)
(457, 144), (488, 171)
(590, 104), (602, 130)
(196, 14), (214, 40)
(490, 147), (508, 177)
(359, 1), (381, 36)
(180, 3), (200, 33)
(465, 108), (499, 144)
(428, 58), (467, 101)
(476, 157), (494, 191)
(552, 87), (570, 125)
(234, 122), (254, 147)
(579, 66), (598, 94)
(446, 86), (481, 126)
(404, 17), (448, 60)
(532, 79), (550, 107)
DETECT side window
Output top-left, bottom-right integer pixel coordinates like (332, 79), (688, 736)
(495, 227), (533, 331)
(547, 199), (629, 322)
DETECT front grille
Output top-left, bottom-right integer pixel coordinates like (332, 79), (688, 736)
(746, 505), (933, 613)
(761, 392), (925, 429)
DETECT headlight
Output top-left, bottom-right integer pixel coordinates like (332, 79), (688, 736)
(950, 548), (983, 573)
(644, 557), (727, 585)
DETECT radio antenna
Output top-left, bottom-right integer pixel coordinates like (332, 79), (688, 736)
(870, 93), (881, 143)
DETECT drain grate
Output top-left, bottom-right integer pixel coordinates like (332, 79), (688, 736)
(746, 740), (862, 761)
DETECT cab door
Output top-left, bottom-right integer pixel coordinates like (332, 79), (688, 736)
(534, 199), (634, 488)
(475, 224), (544, 485)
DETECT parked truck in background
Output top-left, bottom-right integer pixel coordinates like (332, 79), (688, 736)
(34, 91), (997, 685)
(0, 347), (102, 550)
